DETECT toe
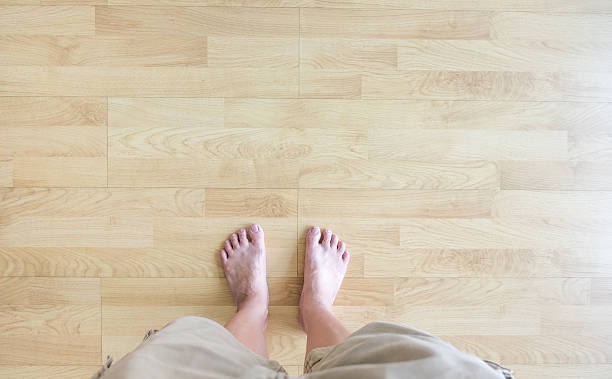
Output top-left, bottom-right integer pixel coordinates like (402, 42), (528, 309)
(221, 249), (229, 263)
(230, 234), (240, 249)
(330, 234), (338, 249)
(342, 250), (350, 262)
(224, 240), (233, 255)
(337, 241), (346, 255)
(306, 226), (321, 246)
(238, 229), (248, 245)
(248, 224), (265, 247)
(323, 229), (332, 246)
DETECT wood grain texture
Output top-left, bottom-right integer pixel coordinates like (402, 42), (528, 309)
(368, 129), (567, 160)
(501, 161), (612, 190)
(490, 12), (612, 41)
(0, 188), (205, 217)
(0, 6), (94, 35)
(0, 35), (207, 67)
(0, 97), (106, 127)
(443, 335), (612, 364)
(0, 67), (298, 97)
(397, 40), (612, 72)
(96, 6), (298, 37)
(300, 9), (491, 40)
(400, 218), (612, 249)
(102, 0), (612, 12)
(1, 2), (611, 377)
(298, 158), (500, 189)
(365, 248), (612, 278)
(299, 189), (494, 218)
(12, 157), (107, 187)
(225, 99), (610, 130)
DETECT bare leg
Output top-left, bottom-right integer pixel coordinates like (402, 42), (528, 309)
(299, 226), (351, 367)
(221, 224), (269, 358)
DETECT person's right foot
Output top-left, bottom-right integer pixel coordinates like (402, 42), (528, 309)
(299, 226), (349, 331)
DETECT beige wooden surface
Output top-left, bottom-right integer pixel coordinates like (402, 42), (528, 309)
(0, 2), (611, 378)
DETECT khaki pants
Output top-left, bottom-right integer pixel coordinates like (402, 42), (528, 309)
(93, 316), (513, 379)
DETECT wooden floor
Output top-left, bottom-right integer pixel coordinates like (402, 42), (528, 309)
(1, 1), (611, 378)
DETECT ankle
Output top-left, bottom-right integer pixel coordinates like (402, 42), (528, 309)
(300, 300), (333, 332)
(236, 296), (269, 327)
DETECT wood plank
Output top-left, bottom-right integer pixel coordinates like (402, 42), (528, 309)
(400, 218), (612, 249)
(0, 35), (206, 67)
(389, 305), (540, 335)
(109, 158), (300, 187)
(569, 131), (612, 161)
(0, 305), (100, 335)
(207, 37), (297, 68)
(491, 12), (612, 41)
(0, 366), (99, 379)
(298, 158), (499, 189)
(299, 189), (493, 218)
(0, 277), (99, 306)
(104, 0), (612, 12)
(492, 191), (612, 218)
(205, 189), (297, 217)
(591, 278), (612, 305)
(360, 71), (612, 101)
(0, 188), (205, 218)
(394, 278), (589, 306)
(0, 278), (100, 366)
(0, 6), (94, 35)
(299, 70), (361, 99)
(365, 248), (612, 278)
(501, 161), (612, 190)
(0, 67), (298, 97)
(101, 278), (233, 306)
(301, 9), (491, 39)
(0, 158), (13, 187)
(95, 6), (298, 37)
(224, 99), (611, 131)
(444, 335), (612, 364)
(109, 126), (366, 159)
(0, 126), (106, 157)
(42, 0), (105, 3)
(511, 364), (612, 379)
(0, 335), (100, 365)
(0, 97), (106, 127)
(301, 38), (397, 70)
(0, 216), (153, 248)
(368, 129), (567, 160)
(12, 157), (107, 187)
(398, 40), (612, 72)
(541, 306), (612, 335)
(109, 97), (223, 129)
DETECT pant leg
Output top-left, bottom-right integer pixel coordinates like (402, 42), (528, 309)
(94, 316), (287, 379)
(304, 322), (512, 379)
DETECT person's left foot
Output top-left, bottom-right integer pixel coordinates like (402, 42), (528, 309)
(221, 224), (269, 313)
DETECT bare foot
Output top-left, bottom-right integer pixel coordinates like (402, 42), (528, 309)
(221, 224), (269, 313)
(299, 226), (349, 331)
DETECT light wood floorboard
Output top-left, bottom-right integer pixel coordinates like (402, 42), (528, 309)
(0, 2), (610, 377)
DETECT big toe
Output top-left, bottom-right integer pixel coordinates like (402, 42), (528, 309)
(306, 226), (321, 246)
(248, 224), (265, 247)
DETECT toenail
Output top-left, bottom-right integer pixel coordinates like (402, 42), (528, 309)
(251, 224), (259, 232)
(311, 226), (319, 234)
